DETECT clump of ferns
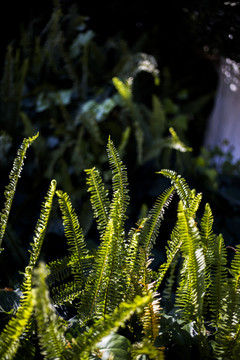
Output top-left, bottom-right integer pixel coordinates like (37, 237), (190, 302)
(1, 133), (240, 359)
(0, 133), (165, 359)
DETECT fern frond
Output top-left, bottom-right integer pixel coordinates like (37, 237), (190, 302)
(47, 256), (72, 286)
(214, 280), (240, 359)
(0, 133), (39, 250)
(200, 203), (215, 260)
(188, 190), (202, 218)
(208, 234), (228, 326)
(56, 190), (90, 286)
(0, 267), (34, 360)
(138, 186), (175, 256)
(33, 262), (68, 360)
(142, 288), (161, 342)
(175, 200), (206, 324)
(85, 167), (110, 236)
(155, 223), (182, 291)
(73, 294), (151, 360)
(158, 169), (191, 208)
(107, 136), (130, 220)
(28, 179), (57, 268)
(126, 218), (148, 282)
(230, 243), (240, 284)
(78, 216), (114, 320)
(51, 280), (82, 306)
(79, 190), (125, 321)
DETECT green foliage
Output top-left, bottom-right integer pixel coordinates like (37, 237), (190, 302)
(1, 136), (240, 359)
(0, 133), (39, 252)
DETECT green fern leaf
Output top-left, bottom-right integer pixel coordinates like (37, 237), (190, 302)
(138, 186), (175, 256)
(158, 169), (191, 208)
(155, 223), (182, 291)
(142, 288), (161, 342)
(56, 190), (90, 286)
(51, 280), (83, 306)
(214, 280), (240, 359)
(47, 256), (72, 286)
(79, 190), (125, 320)
(33, 262), (68, 360)
(0, 267), (34, 360)
(85, 167), (110, 236)
(107, 136), (129, 220)
(175, 200), (206, 324)
(126, 217), (148, 283)
(0, 133), (39, 251)
(200, 203), (215, 260)
(28, 179), (57, 268)
(208, 234), (228, 326)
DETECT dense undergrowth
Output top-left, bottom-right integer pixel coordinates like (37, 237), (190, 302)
(0, 134), (240, 359)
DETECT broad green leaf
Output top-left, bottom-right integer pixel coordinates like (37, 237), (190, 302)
(96, 333), (131, 360)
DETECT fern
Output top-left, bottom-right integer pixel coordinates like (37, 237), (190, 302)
(138, 186), (175, 256)
(33, 262), (68, 360)
(47, 256), (72, 286)
(56, 190), (90, 287)
(200, 203), (215, 261)
(155, 221), (182, 292)
(214, 280), (240, 359)
(0, 133), (39, 251)
(79, 190), (125, 320)
(175, 200), (206, 325)
(0, 267), (34, 360)
(107, 136), (130, 219)
(158, 169), (191, 208)
(85, 167), (110, 236)
(28, 179), (57, 268)
(208, 234), (228, 327)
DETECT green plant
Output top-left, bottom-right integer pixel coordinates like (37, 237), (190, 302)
(1, 134), (240, 359)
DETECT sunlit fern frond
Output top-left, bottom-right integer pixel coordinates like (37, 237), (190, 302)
(155, 221), (182, 292)
(208, 234), (228, 327)
(175, 200), (206, 324)
(138, 186), (175, 257)
(230, 243), (240, 284)
(106, 136), (130, 220)
(161, 254), (179, 307)
(125, 218), (148, 289)
(142, 291), (161, 343)
(47, 255), (72, 286)
(140, 264), (161, 343)
(51, 280), (83, 306)
(214, 280), (240, 360)
(56, 190), (90, 287)
(28, 179), (57, 268)
(85, 166), (110, 236)
(72, 294), (151, 360)
(0, 133), (39, 250)
(0, 267), (34, 360)
(158, 169), (191, 208)
(79, 190), (126, 321)
(33, 262), (68, 360)
(200, 203), (215, 261)
(187, 190), (202, 218)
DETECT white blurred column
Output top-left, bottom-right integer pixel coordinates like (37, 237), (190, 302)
(204, 57), (240, 162)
